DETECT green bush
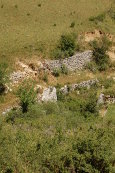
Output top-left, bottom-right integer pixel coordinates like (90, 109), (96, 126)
(65, 92), (98, 118)
(0, 63), (8, 94)
(61, 64), (68, 75)
(17, 80), (36, 113)
(108, 7), (115, 20)
(52, 68), (60, 77)
(70, 21), (75, 28)
(86, 61), (98, 73)
(100, 78), (114, 89)
(104, 88), (115, 97)
(43, 102), (60, 115)
(91, 37), (111, 71)
(89, 13), (105, 23)
(0, 92), (115, 172)
(42, 72), (48, 83)
(53, 33), (77, 59)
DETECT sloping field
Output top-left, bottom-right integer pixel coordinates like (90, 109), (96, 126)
(0, 0), (114, 58)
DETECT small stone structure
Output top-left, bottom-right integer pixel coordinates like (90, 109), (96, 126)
(45, 50), (92, 71)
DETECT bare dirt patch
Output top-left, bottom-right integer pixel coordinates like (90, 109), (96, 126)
(84, 29), (114, 42)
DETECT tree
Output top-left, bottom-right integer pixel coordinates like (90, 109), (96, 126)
(53, 33), (78, 59)
(17, 80), (36, 113)
(91, 37), (111, 71)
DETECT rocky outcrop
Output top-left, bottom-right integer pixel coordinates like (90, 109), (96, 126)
(45, 50), (92, 71)
(97, 93), (105, 105)
(9, 51), (93, 85)
(38, 87), (57, 102)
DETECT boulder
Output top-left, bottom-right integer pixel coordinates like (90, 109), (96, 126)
(41, 87), (57, 102)
(97, 93), (105, 105)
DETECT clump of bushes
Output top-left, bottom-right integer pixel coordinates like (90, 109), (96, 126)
(100, 77), (114, 89)
(61, 64), (68, 75)
(52, 33), (78, 59)
(17, 80), (36, 113)
(86, 61), (98, 73)
(91, 37), (111, 71)
(42, 72), (48, 83)
(108, 7), (115, 20)
(89, 13), (105, 23)
(38, 3), (41, 7)
(104, 87), (115, 97)
(0, 63), (8, 95)
(70, 21), (75, 28)
(52, 65), (68, 77)
(52, 68), (60, 77)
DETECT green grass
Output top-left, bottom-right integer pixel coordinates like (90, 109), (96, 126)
(106, 104), (115, 117)
(0, 100), (115, 172)
(0, 0), (114, 60)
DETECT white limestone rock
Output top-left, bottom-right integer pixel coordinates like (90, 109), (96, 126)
(41, 87), (57, 102)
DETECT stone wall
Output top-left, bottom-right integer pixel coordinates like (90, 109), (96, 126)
(60, 79), (99, 94)
(45, 50), (93, 71)
(38, 79), (98, 102)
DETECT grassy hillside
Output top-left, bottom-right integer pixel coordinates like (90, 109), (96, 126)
(0, 93), (115, 172)
(0, 0), (114, 60)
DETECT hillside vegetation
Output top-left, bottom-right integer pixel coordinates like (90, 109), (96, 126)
(0, 0), (114, 60)
(0, 1), (115, 173)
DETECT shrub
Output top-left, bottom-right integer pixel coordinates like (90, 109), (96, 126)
(59, 34), (76, 55)
(52, 68), (60, 77)
(100, 78), (114, 89)
(14, 4), (18, 8)
(89, 13), (105, 23)
(91, 37), (111, 71)
(108, 7), (115, 20)
(70, 21), (75, 28)
(86, 61), (98, 73)
(103, 88), (115, 97)
(61, 64), (68, 75)
(0, 63), (8, 95)
(53, 33), (77, 59)
(1, 4), (4, 8)
(38, 4), (41, 7)
(56, 89), (66, 101)
(42, 72), (48, 83)
(17, 80), (36, 113)
(43, 102), (59, 115)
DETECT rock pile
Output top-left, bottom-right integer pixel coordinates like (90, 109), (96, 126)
(45, 50), (92, 71)
(10, 62), (38, 84)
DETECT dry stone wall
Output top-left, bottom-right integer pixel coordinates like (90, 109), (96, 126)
(45, 50), (93, 71)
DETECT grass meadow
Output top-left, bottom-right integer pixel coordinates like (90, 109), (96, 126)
(0, 0), (114, 62)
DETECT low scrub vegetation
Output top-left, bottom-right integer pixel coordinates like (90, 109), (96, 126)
(52, 33), (79, 59)
(0, 88), (115, 172)
(52, 65), (68, 77)
(91, 37), (111, 71)
(17, 80), (36, 113)
(89, 13), (106, 23)
(0, 63), (8, 95)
